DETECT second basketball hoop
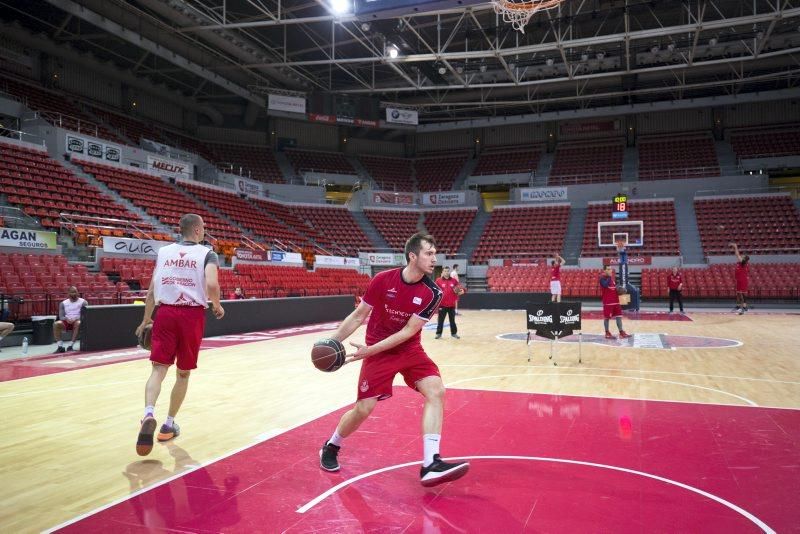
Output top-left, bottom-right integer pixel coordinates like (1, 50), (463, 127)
(492, 0), (566, 33)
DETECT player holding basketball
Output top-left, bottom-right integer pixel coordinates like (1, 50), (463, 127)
(319, 233), (469, 487)
(550, 253), (565, 303)
(134, 214), (225, 456)
(599, 265), (631, 340)
(731, 243), (750, 315)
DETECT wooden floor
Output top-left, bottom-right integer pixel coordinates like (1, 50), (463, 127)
(1, 310), (799, 533)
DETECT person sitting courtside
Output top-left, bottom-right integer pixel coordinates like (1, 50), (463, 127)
(53, 286), (88, 353)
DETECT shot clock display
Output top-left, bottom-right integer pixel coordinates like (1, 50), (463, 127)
(613, 194), (629, 220)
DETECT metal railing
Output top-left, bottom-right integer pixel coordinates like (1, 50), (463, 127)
(0, 206), (40, 230)
(0, 127), (47, 147)
(22, 110), (103, 138)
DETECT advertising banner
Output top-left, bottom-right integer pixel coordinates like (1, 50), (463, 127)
(0, 228), (57, 250)
(235, 249), (270, 262)
(366, 253), (406, 266)
(103, 237), (169, 256)
(316, 255), (361, 267)
(308, 113), (337, 124)
(270, 251), (303, 263)
(421, 192), (465, 206)
(147, 155), (193, 180)
(234, 177), (264, 197)
(603, 256), (651, 266)
(86, 140), (104, 159)
(66, 134), (84, 154)
(520, 187), (568, 202)
(268, 94), (306, 114)
(104, 144), (121, 162)
(559, 119), (620, 136)
(386, 107), (419, 126)
(372, 192), (415, 205)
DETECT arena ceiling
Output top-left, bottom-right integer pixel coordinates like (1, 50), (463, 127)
(4, 0), (800, 122)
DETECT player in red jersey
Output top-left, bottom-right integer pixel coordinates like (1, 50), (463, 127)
(667, 266), (685, 314)
(731, 243), (750, 315)
(550, 253), (565, 303)
(434, 266), (460, 339)
(318, 233), (469, 487)
(599, 265), (631, 340)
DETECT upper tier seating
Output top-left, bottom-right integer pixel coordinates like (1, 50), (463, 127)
(292, 205), (371, 257)
(580, 200), (680, 257)
(415, 153), (469, 191)
(178, 183), (307, 248)
(0, 142), (148, 237)
(360, 155), (414, 191)
(642, 263), (800, 299)
(1, 76), (123, 143)
(548, 140), (624, 185)
(78, 161), (242, 253)
(471, 205), (571, 264)
(638, 133), (720, 180)
(207, 143), (284, 184)
(694, 194), (800, 255)
(364, 209), (420, 251)
(473, 145), (543, 176)
(285, 149), (356, 175)
(729, 126), (800, 159)
(423, 209), (477, 255)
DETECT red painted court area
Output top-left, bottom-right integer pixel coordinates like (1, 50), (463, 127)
(58, 388), (798, 533)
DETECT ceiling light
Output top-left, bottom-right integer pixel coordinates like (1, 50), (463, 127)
(709, 37), (718, 46)
(456, 65), (464, 74)
(597, 52), (605, 60)
(330, 0), (351, 15)
(546, 58), (554, 66)
(480, 64), (487, 72)
(438, 66), (446, 75)
(508, 62), (516, 70)
(650, 46), (659, 54)
(580, 53), (588, 62)
(667, 43), (675, 52)
(361, 22), (370, 32)
(387, 45), (399, 59)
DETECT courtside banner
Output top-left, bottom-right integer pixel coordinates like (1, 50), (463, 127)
(373, 192), (415, 205)
(520, 187), (568, 202)
(270, 251), (302, 263)
(147, 155), (193, 180)
(421, 192), (465, 205)
(604, 256), (652, 266)
(66, 134), (85, 154)
(103, 237), (168, 256)
(268, 94), (306, 114)
(386, 107), (418, 126)
(316, 255), (361, 267)
(0, 228), (57, 249)
(235, 249), (270, 262)
(366, 253), (406, 266)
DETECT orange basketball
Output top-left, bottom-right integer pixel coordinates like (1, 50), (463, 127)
(311, 338), (346, 372)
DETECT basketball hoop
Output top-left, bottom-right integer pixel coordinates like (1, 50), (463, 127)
(492, 0), (566, 33)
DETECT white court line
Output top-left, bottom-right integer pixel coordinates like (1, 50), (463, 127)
(445, 373), (759, 406)
(439, 363), (800, 386)
(295, 455), (776, 533)
(42, 400), (352, 533)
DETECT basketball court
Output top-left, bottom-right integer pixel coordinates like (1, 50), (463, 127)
(2, 309), (799, 532)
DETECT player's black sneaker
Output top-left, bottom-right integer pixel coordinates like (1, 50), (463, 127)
(136, 416), (157, 456)
(54, 346), (65, 353)
(320, 442), (341, 472)
(420, 455), (469, 487)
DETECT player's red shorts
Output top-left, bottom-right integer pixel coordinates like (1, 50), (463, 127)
(603, 304), (623, 319)
(356, 348), (440, 401)
(736, 284), (748, 293)
(149, 305), (206, 370)
(62, 320), (78, 331)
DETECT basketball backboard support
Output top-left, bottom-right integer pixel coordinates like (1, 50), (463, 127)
(598, 220), (644, 248)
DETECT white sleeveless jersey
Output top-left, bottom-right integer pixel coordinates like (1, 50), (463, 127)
(153, 243), (209, 307)
(61, 298), (86, 320)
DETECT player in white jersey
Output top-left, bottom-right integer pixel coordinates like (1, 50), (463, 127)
(134, 214), (225, 456)
(53, 286), (87, 353)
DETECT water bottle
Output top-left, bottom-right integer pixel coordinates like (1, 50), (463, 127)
(22, 337), (29, 355)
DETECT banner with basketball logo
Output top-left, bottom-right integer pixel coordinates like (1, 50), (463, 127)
(421, 192), (465, 206)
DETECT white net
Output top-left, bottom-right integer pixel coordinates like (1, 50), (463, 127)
(492, 0), (566, 33)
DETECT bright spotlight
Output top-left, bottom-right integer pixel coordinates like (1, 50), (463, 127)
(387, 45), (399, 59)
(330, 0), (351, 15)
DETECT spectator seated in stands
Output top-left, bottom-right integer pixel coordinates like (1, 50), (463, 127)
(53, 286), (88, 353)
(0, 321), (14, 352)
(228, 287), (246, 300)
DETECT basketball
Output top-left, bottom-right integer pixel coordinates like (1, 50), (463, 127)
(311, 338), (346, 372)
(138, 324), (153, 351)
(454, 285), (466, 296)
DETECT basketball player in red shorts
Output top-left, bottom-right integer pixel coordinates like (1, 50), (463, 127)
(731, 243), (750, 315)
(318, 233), (469, 487)
(600, 265), (631, 340)
(134, 214), (225, 456)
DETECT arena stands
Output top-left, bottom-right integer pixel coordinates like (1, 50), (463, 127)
(292, 205), (371, 256)
(285, 148), (356, 176)
(642, 263), (800, 299)
(423, 209), (477, 255)
(580, 200), (680, 257)
(472, 144), (543, 176)
(471, 204), (570, 264)
(231, 264), (369, 298)
(360, 155), (414, 191)
(548, 139), (624, 185)
(415, 152), (469, 191)
(207, 143), (284, 184)
(694, 194), (800, 255)
(638, 133), (720, 180)
(0, 142), (153, 238)
(729, 126), (800, 159)
(364, 208), (421, 251)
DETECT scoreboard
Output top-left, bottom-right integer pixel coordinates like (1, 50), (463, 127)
(612, 194), (628, 220)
